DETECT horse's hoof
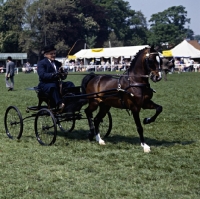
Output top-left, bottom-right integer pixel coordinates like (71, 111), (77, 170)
(141, 143), (151, 153)
(143, 147), (150, 153)
(88, 133), (94, 141)
(143, 118), (150, 124)
(99, 140), (106, 145)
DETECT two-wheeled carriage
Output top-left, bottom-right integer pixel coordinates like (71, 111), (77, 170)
(4, 46), (163, 152)
(4, 85), (113, 145)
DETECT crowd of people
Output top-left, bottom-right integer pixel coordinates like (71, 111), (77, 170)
(175, 57), (200, 72)
(63, 59), (131, 72)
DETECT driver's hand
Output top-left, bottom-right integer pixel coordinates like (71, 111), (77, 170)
(52, 72), (60, 80)
(59, 67), (68, 80)
(59, 67), (64, 73)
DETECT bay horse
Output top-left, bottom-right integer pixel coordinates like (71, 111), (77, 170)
(81, 46), (162, 152)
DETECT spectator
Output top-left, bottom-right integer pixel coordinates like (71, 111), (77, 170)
(25, 61), (31, 73)
(5, 56), (15, 91)
(189, 58), (194, 72)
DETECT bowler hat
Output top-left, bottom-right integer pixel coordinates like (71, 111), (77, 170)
(43, 45), (56, 54)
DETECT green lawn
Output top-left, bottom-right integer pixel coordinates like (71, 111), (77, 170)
(0, 71), (200, 199)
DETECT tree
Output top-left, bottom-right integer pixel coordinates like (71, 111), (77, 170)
(103, 31), (123, 47)
(194, 35), (200, 42)
(76, 0), (109, 48)
(0, 0), (148, 57)
(123, 11), (148, 46)
(92, 0), (148, 46)
(20, 0), (109, 58)
(0, 0), (26, 52)
(147, 6), (191, 47)
(24, 0), (77, 56)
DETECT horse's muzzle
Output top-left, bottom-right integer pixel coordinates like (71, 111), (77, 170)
(150, 72), (162, 82)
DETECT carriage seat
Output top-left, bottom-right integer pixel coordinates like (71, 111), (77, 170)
(34, 86), (51, 108)
(34, 86), (49, 99)
(34, 86), (87, 111)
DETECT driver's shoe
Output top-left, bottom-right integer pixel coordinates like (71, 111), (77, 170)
(58, 103), (65, 113)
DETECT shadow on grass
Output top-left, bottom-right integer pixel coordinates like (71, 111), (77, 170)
(56, 130), (195, 148)
(105, 134), (195, 147)
(57, 129), (89, 141)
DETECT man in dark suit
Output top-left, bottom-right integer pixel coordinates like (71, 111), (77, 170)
(37, 45), (75, 110)
(5, 56), (15, 91)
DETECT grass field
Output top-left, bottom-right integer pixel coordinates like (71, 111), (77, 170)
(0, 71), (200, 199)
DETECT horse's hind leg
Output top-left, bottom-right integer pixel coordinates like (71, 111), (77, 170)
(84, 100), (99, 141)
(93, 103), (111, 145)
(143, 100), (163, 125)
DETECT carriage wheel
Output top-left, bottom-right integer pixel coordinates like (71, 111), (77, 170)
(34, 108), (57, 146)
(4, 106), (23, 140)
(97, 111), (112, 138)
(57, 116), (75, 133)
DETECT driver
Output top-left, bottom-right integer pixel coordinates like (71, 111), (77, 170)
(37, 45), (75, 110)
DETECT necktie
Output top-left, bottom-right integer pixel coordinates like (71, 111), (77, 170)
(51, 61), (57, 72)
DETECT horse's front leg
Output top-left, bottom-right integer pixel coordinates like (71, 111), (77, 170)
(143, 100), (163, 125)
(132, 111), (151, 153)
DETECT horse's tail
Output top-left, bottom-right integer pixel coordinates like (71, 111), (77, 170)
(81, 72), (97, 94)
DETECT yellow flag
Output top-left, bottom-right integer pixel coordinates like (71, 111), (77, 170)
(91, 48), (104, 52)
(68, 55), (76, 59)
(162, 50), (173, 57)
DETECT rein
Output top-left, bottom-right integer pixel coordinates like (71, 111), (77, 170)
(66, 73), (150, 78)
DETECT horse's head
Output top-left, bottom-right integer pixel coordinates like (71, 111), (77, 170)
(144, 46), (162, 82)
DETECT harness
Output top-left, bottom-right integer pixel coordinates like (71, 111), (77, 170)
(116, 51), (160, 109)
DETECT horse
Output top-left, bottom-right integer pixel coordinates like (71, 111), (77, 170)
(161, 58), (175, 81)
(81, 46), (163, 152)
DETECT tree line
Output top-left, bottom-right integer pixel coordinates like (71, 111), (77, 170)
(0, 0), (199, 61)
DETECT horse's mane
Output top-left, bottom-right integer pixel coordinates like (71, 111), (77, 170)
(130, 47), (149, 68)
(122, 47), (148, 75)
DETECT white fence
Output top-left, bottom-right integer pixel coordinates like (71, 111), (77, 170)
(64, 64), (127, 72)
(175, 64), (200, 72)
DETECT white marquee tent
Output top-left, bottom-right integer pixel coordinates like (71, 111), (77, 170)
(163, 40), (200, 58)
(73, 45), (149, 59)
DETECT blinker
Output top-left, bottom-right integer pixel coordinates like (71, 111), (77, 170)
(156, 56), (160, 63)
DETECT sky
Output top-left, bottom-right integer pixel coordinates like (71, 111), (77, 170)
(128, 0), (200, 35)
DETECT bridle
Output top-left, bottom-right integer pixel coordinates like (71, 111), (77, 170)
(118, 50), (162, 90)
(145, 51), (162, 78)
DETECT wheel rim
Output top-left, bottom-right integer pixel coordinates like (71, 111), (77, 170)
(57, 114), (76, 133)
(34, 109), (57, 145)
(4, 106), (23, 139)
